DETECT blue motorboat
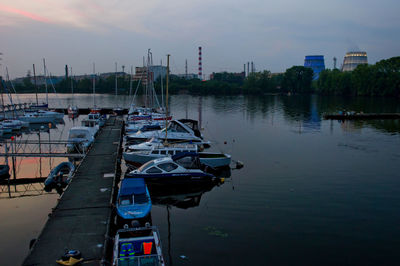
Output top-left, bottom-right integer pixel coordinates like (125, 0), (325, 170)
(115, 178), (152, 227)
(126, 152), (216, 183)
(44, 162), (75, 192)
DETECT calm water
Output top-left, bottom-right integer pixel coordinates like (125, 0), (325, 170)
(1, 94), (400, 265)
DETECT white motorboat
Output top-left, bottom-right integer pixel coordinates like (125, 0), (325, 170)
(124, 142), (231, 168)
(0, 119), (29, 130)
(126, 119), (206, 145)
(126, 153), (216, 183)
(81, 119), (99, 137)
(66, 126), (95, 153)
(19, 110), (63, 123)
(88, 111), (106, 127)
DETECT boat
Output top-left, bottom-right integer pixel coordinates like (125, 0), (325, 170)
(88, 111), (106, 127)
(125, 119), (207, 146)
(112, 225), (165, 266)
(19, 109), (63, 123)
(0, 119), (29, 130)
(20, 62), (64, 124)
(67, 105), (79, 118)
(81, 118), (99, 137)
(125, 50), (171, 135)
(123, 142), (231, 168)
(115, 178), (152, 227)
(66, 126), (95, 153)
(0, 164), (10, 180)
(125, 152), (216, 183)
(44, 162), (75, 192)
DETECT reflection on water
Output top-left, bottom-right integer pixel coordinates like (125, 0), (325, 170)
(148, 179), (224, 209)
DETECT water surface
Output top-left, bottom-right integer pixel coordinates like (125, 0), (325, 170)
(1, 94), (399, 265)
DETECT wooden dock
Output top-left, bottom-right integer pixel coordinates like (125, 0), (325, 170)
(23, 117), (123, 265)
(324, 113), (400, 120)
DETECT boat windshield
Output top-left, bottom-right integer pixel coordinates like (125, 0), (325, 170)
(119, 195), (133, 206)
(69, 131), (89, 139)
(167, 122), (188, 133)
(138, 161), (155, 172)
(134, 193), (149, 204)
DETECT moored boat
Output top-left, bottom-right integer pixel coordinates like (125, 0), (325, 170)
(112, 225), (165, 266)
(115, 178), (152, 228)
(0, 164), (10, 180)
(125, 119), (206, 146)
(66, 126), (95, 153)
(126, 153), (216, 184)
(44, 162), (75, 192)
(124, 143), (230, 168)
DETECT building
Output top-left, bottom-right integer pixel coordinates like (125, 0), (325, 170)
(304, 55), (325, 80)
(341, 51), (368, 71)
(175, 73), (198, 80)
(133, 65), (167, 85)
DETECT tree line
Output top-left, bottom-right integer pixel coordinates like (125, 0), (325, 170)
(317, 56), (400, 97)
(4, 56), (399, 97)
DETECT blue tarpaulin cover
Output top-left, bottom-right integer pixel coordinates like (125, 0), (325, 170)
(120, 178), (146, 196)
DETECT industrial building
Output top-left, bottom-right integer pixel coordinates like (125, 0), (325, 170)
(304, 55), (325, 80)
(133, 65), (167, 85)
(341, 51), (368, 71)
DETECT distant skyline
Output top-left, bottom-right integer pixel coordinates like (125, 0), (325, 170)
(1, 0), (399, 78)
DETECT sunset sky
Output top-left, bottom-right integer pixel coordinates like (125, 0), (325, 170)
(1, 0), (399, 78)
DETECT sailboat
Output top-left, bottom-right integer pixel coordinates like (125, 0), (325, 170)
(19, 62), (64, 123)
(125, 50), (171, 134)
(113, 62), (124, 116)
(67, 67), (79, 118)
(88, 63), (106, 126)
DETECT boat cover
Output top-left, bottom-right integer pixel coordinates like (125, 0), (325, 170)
(171, 151), (199, 161)
(120, 178), (146, 196)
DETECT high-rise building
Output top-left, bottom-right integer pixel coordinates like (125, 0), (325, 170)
(304, 55), (325, 80)
(341, 51), (368, 71)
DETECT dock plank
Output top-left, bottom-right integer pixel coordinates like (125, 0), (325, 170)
(23, 117), (122, 266)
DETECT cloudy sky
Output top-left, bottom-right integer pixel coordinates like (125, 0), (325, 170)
(1, 0), (399, 78)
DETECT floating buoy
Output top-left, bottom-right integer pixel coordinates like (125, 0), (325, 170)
(235, 161), (244, 169)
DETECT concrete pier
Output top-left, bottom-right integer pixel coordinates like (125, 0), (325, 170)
(23, 117), (123, 265)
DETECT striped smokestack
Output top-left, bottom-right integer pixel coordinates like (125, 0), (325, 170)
(198, 46), (202, 80)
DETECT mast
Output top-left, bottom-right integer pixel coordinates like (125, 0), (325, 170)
(92, 63), (96, 107)
(5, 67), (16, 118)
(70, 67), (73, 99)
(43, 58), (48, 105)
(0, 76), (6, 119)
(160, 60), (164, 110)
(33, 64), (39, 106)
(165, 54), (170, 143)
(115, 62), (118, 97)
(129, 65), (133, 97)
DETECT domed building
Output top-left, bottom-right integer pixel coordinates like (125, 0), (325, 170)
(341, 51), (368, 71)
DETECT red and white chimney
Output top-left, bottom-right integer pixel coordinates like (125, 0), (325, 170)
(198, 46), (202, 80)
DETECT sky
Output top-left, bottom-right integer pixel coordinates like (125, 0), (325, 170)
(0, 0), (399, 78)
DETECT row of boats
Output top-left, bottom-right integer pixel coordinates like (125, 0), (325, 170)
(109, 103), (240, 265)
(0, 105), (65, 136)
